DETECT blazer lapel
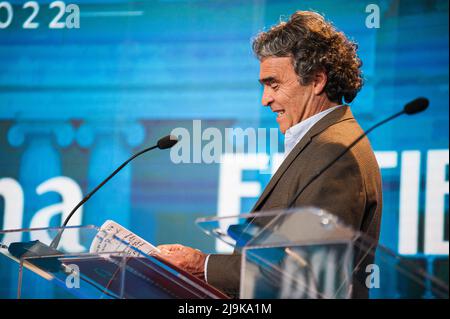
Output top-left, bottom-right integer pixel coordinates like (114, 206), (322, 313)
(250, 133), (312, 211)
(251, 106), (354, 212)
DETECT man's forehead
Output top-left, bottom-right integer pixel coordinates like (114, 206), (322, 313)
(259, 56), (293, 80)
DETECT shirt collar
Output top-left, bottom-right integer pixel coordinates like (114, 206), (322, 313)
(284, 104), (343, 158)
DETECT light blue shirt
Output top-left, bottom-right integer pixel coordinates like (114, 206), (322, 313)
(284, 104), (343, 158)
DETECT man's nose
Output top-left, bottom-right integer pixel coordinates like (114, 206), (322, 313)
(261, 89), (274, 107)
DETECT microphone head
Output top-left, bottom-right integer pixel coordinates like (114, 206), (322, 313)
(157, 135), (178, 149)
(404, 97), (429, 115)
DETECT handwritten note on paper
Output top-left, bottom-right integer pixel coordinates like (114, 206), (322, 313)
(89, 220), (160, 256)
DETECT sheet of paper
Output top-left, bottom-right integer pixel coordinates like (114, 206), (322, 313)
(89, 220), (160, 256)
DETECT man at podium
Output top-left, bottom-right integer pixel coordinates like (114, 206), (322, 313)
(157, 10), (382, 299)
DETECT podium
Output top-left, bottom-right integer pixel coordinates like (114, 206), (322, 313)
(1, 207), (448, 299)
(0, 225), (228, 299)
(196, 207), (449, 299)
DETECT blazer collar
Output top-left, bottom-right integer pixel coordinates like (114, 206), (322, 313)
(251, 105), (354, 212)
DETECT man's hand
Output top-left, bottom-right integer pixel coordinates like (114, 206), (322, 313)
(156, 244), (207, 281)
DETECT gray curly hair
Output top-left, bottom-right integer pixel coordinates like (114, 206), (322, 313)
(252, 11), (363, 104)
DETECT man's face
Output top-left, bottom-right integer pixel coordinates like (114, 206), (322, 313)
(259, 57), (315, 134)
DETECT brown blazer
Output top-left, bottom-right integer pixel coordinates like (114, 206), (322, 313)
(207, 106), (383, 298)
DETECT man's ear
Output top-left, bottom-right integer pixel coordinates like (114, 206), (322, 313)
(313, 70), (327, 96)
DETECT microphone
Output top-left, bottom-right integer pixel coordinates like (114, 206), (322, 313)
(404, 97), (429, 115)
(157, 134), (178, 149)
(6, 135), (178, 266)
(49, 134), (178, 249)
(287, 97), (429, 208)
